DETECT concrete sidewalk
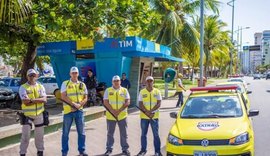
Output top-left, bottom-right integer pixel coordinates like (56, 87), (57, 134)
(0, 98), (180, 156)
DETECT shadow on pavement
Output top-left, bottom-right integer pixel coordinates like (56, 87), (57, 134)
(160, 106), (178, 110)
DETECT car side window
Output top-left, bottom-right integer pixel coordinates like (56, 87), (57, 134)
(47, 78), (56, 83)
(240, 93), (248, 111)
(10, 79), (21, 87)
(38, 78), (46, 83)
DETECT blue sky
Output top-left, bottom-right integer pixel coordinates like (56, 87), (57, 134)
(218, 0), (270, 46)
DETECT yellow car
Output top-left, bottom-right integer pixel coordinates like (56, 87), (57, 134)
(217, 82), (252, 111)
(166, 86), (259, 156)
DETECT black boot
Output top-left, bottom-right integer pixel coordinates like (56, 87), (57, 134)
(37, 151), (43, 156)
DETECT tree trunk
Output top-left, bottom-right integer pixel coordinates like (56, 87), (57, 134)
(178, 62), (183, 74)
(21, 40), (37, 84)
(190, 66), (195, 81)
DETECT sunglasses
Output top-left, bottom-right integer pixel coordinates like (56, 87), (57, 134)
(113, 80), (120, 82)
(28, 74), (36, 77)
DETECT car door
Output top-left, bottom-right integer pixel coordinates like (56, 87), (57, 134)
(38, 78), (48, 94)
(47, 77), (58, 94)
(10, 79), (21, 93)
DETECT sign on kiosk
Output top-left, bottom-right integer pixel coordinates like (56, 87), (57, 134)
(76, 39), (94, 50)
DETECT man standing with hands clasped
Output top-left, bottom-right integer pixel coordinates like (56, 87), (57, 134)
(60, 67), (88, 156)
(103, 75), (130, 156)
(137, 76), (163, 156)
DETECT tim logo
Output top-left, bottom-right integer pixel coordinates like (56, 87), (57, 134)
(110, 40), (133, 48)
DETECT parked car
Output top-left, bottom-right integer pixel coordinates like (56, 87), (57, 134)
(0, 80), (16, 108)
(266, 73), (270, 80)
(1, 77), (21, 93)
(38, 76), (59, 95)
(228, 78), (248, 90)
(253, 74), (261, 80)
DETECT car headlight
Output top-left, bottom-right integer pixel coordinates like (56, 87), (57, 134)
(230, 132), (249, 145)
(168, 134), (183, 146)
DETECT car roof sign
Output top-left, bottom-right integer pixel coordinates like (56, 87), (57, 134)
(190, 85), (238, 92)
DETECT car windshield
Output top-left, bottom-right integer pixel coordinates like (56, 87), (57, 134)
(228, 79), (243, 83)
(181, 96), (243, 118)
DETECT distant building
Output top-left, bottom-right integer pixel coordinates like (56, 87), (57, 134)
(242, 46), (250, 74)
(254, 33), (262, 45)
(262, 30), (270, 65)
(249, 45), (261, 73)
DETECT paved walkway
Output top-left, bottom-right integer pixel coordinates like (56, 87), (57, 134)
(0, 98), (181, 156)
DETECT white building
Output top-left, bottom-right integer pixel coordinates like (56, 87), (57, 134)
(254, 33), (262, 45)
(249, 45), (261, 73)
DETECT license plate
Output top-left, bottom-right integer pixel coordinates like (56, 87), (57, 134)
(194, 151), (217, 156)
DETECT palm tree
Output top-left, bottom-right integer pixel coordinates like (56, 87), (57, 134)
(193, 15), (232, 77)
(144, 0), (221, 73)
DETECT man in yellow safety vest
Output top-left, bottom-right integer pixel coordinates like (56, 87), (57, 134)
(136, 76), (163, 156)
(103, 75), (130, 156)
(19, 69), (47, 156)
(60, 66), (88, 156)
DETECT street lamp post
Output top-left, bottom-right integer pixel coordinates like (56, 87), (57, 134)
(227, 0), (236, 75)
(235, 26), (250, 73)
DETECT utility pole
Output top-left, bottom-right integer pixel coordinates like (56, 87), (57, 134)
(227, 0), (236, 75)
(199, 0), (204, 87)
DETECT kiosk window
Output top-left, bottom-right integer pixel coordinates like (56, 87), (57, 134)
(76, 53), (95, 59)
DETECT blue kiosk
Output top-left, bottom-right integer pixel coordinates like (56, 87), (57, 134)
(37, 36), (184, 105)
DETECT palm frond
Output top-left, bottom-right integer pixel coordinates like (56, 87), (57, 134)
(0, 0), (32, 24)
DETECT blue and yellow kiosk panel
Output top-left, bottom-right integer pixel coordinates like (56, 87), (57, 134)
(37, 36), (183, 89)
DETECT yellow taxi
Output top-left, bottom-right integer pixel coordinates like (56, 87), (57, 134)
(166, 86), (259, 156)
(217, 82), (252, 111)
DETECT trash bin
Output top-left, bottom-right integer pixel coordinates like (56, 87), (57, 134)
(197, 77), (207, 87)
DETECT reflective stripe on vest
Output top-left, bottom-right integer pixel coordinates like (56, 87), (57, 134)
(63, 80), (86, 114)
(176, 79), (183, 92)
(106, 87), (128, 121)
(21, 83), (44, 117)
(140, 88), (160, 119)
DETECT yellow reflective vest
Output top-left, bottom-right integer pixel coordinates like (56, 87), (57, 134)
(106, 87), (129, 121)
(175, 78), (183, 92)
(139, 88), (161, 119)
(21, 83), (45, 117)
(63, 80), (87, 114)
